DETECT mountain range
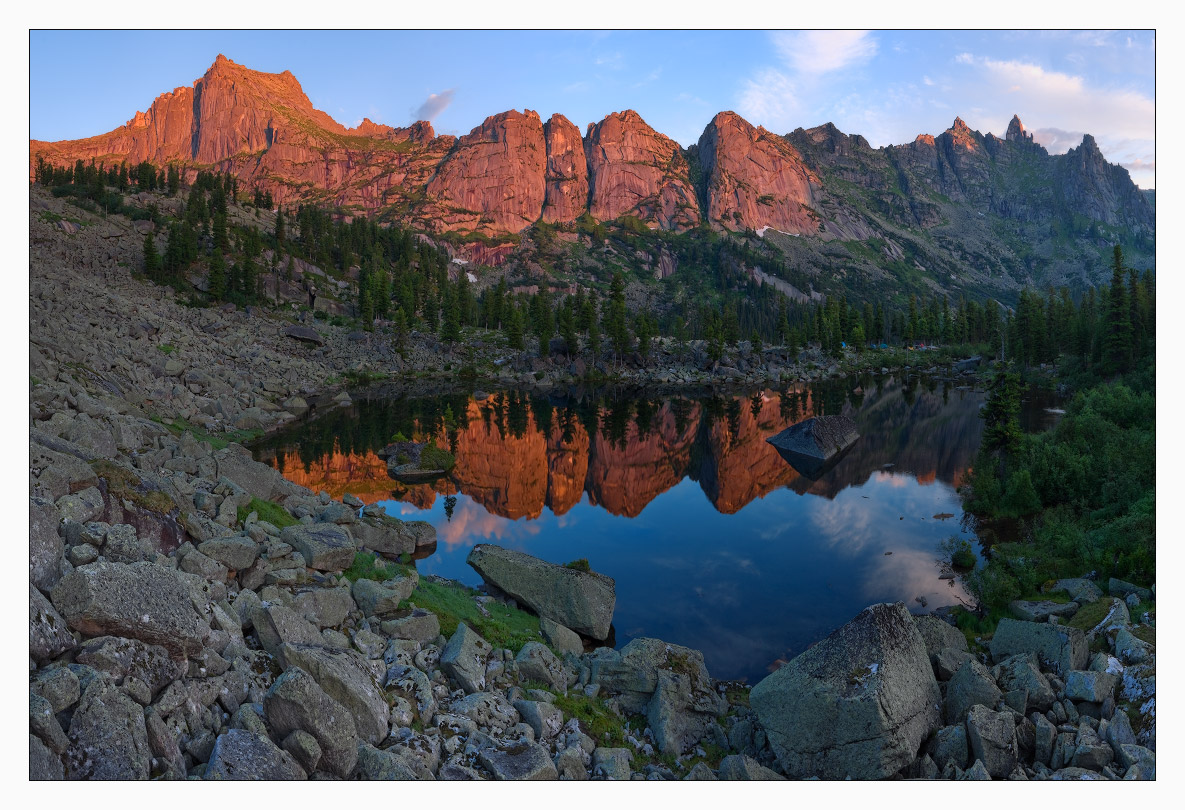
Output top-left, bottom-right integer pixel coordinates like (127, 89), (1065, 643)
(31, 54), (1155, 299)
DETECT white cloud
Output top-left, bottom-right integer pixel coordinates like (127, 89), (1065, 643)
(410, 88), (455, 123)
(923, 75), (935, 86)
(772, 30), (878, 76)
(738, 31), (878, 133)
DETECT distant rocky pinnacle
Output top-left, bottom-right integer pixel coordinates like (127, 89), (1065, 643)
(31, 55), (1152, 258)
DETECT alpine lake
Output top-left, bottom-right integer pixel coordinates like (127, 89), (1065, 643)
(252, 371), (1061, 684)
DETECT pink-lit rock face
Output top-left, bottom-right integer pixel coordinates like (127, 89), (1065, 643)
(541, 113), (589, 224)
(698, 111), (821, 235)
(423, 110), (548, 236)
(584, 110), (700, 230)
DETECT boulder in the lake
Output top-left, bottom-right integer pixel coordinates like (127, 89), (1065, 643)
(765, 415), (859, 478)
(749, 602), (941, 779)
(466, 544), (615, 640)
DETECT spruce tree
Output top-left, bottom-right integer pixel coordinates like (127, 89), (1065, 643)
(208, 252), (227, 301)
(1103, 245), (1132, 375)
(142, 232), (160, 280)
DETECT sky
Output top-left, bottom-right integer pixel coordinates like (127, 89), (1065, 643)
(29, 30), (1156, 188)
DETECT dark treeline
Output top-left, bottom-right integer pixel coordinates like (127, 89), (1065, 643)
(960, 245), (1155, 624)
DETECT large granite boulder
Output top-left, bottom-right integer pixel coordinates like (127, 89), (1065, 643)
(467, 544), (615, 640)
(280, 523), (356, 571)
(30, 583), (76, 664)
(440, 622), (493, 694)
(765, 415), (859, 477)
(276, 643), (390, 745)
(264, 667), (358, 778)
(49, 561), (210, 657)
(65, 677), (152, 780)
(749, 602), (941, 779)
(30, 497), (64, 592)
(988, 618), (1087, 675)
(204, 729), (307, 780)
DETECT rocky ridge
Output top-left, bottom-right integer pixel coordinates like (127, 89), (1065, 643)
(31, 56), (1152, 283)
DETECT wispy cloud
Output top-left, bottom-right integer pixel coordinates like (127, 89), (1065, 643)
(772, 30), (878, 76)
(739, 31), (878, 133)
(411, 89), (455, 123)
(595, 51), (624, 70)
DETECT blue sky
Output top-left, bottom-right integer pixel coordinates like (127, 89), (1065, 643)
(30, 30), (1155, 188)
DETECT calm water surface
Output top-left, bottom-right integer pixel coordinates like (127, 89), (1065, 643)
(254, 375), (999, 682)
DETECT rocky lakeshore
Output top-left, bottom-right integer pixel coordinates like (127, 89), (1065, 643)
(28, 193), (1155, 781)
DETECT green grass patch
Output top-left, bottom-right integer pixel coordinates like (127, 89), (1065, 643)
(564, 558), (591, 573)
(1066, 598), (1117, 633)
(158, 416), (263, 451)
(158, 344), (177, 355)
(551, 692), (632, 748)
(342, 551), (413, 584)
(237, 497), (299, 529)
(403, 578), (542, 653)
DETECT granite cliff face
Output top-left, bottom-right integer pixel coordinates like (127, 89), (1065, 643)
(584, 110), (700, 231)
(32, 56), (1152, 283)
(541, 114), (590, 224)
(698, 112), (821, 236)
(421, 110), (547, 236)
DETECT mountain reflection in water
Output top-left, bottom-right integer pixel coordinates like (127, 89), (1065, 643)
(254, 374), (986, 682)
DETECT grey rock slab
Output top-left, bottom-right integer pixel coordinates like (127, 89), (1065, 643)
(913, 615), (968, 656)
(992, 653), (1056, 712)
(716, 754), (785, 780)
(451, 691), (520, 734)
(30, 734), (64, 781)
(55, 486), (105, 524)
(1107, 578), (1151, 602)
(276, 643), (390, 745)
(515, 641), (571, 692)
(540, 617), (583, 656)
(30, 666), (80, 713)
(478, 740), (558, 781)
(356, 741), (429, 780)
(197, 536), (259, 571)
(440, 622), (492, 694)
(592, 747), (632, 780)
(264, 667), (358, 778)
(30, 693), (70, 753)
(30, 583), (76, 664)
(252, 604), (326, 658)
(1053, 578), (1102, 604)
(49, 561), (210, 657)
(513, 699), (564, 742)
(1009, 600), (1079, 622)
(750, 602), (941, 779)
(554, 745), (588, 780)
(380, 609), (440, 642)
(989, 618), (1087, 676)
(280, 523), (356, 572)
(204, 729), (307, 780)
(65, 677), (152, 780)
(467, 544), (615, 640)
(73, 635), (184, 700)
(965, 705), (1018, 780)
(1064, 670), (1119, 703)
(282, 730), (322, 774)
(351, 577), (412, 618)
(30, 498), (65, 592)
(945, 659), (1003, 724)
(927, 724), (969, 771)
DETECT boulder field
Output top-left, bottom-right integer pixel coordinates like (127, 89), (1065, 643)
(29, 191), (1153, 780)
